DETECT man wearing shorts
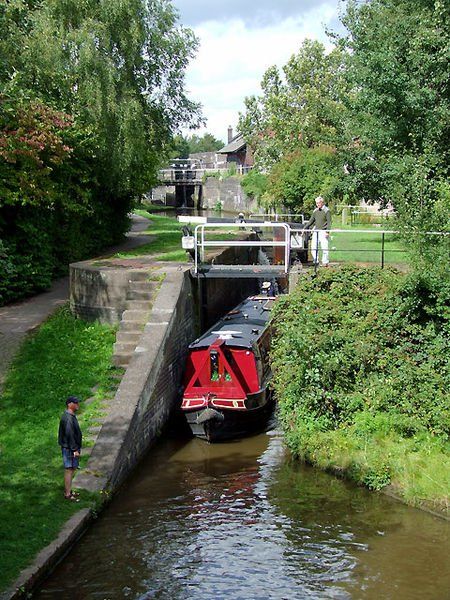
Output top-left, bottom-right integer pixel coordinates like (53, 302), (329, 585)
(58, 396), (82, 501)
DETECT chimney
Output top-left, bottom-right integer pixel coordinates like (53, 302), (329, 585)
(227, 125), (233, 143)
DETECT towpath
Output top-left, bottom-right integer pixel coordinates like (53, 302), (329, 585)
(0, 214), (151, 393)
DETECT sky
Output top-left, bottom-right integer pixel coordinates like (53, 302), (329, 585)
(172, 0), (345, 143)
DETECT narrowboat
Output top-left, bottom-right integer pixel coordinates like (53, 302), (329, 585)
(181, 294), (275, 442)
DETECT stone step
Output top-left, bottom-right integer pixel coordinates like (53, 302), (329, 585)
(113, 341), (137, 355)
(126, 289), (155, 301)
(112, 353), (133, 368)
(121, 309), (150, 322)
(126, 300), (152, 311)
(115, 330), (142, 344)
(127, 270), (151, 282)
(88, 425), (103, 435)
(118, 320), (145, 332)
(128, 280), (158, 292)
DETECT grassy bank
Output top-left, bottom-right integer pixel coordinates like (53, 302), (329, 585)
(329, 225), (407, 265)
(118, 210), (241, 262)
(271, 266), (449, 515)
(0, 306), (120, 591)
(116, 211), (187, 261)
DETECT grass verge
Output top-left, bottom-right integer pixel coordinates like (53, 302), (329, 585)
(0, 306), (121, 591)
(115, 210), (187, 261)
(328, 224), (408, 265)
(117, 210), (242, 262)
(271, 265), (449, 515)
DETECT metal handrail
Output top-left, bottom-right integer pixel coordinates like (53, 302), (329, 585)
(194, 222), (291, 275)
(250, 213), (305, 223)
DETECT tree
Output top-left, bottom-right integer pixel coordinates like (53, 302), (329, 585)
(267, 146), (341, 213)
(0, 0), (202, 304)
(12, 0), (202, 198)
(341, 0), (450, 272)
(169, 134), (190, 159)
(187, 132), (224, 154)
(238, 39), (350, 170)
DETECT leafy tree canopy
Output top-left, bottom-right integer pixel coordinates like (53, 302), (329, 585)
(341, 0), (450, 272)
(1, 0), (202, 200)
(238, 39), (350, 170)
(187, 132), (225, 154)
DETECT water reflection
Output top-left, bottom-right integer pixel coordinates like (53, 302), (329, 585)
(37, 430), (450, 600)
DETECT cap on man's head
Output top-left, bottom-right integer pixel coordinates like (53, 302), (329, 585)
(66, 396), (80, 406)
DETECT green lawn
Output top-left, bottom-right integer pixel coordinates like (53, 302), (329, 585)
(120, 213), (409, 267)
(117, 210), (242, 262)
(0, 307), (121, 591)
(115, 211), (188, 261)
(328, 225), (408, 265)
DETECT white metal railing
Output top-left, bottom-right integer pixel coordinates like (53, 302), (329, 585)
(159, 165), (253, 183)
(193, 222), (291, 274)
(184, 223), (449, 274)
(250, 213), (305, 223)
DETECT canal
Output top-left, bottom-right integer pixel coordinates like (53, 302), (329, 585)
(37, 425), (449, 599)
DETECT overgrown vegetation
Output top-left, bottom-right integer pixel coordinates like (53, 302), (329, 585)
(241, 169), (268, 203)
(271, 266), (449, 512)
(238, 1), (449, 511)
(0, 0), (200, 306)
(0, 306), (120, 590)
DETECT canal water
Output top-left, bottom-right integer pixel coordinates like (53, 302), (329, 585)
(37, 428), (449, 600)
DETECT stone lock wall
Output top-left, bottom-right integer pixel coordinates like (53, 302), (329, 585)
(70, 262), (136, 324)
(201, 176), (258, 214)
(75, 267), (197, 493)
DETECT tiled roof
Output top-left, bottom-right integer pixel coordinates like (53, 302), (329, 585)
(217, 134), (246, 154)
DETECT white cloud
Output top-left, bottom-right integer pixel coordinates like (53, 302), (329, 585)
(180, 3), (340, 141)
(175, 0), (322, 27)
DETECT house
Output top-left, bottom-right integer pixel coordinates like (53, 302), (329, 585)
(217, 126), (254, 170)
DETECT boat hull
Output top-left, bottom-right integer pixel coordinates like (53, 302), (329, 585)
(184, 391), (274, 442)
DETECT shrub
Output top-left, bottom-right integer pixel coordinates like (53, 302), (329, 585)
(271, 265), (450, 496)
(241, 170), (268, 201)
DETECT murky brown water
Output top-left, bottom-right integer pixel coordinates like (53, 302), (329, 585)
(37, 429), (450, 600)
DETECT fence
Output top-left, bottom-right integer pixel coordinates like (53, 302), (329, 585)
(193, 222), (291, 276)
(186, 222), (448, 273)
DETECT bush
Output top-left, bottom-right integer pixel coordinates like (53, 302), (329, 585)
(271, 265), (450, 502)
(267, 146), (341, 213)
(241, 170), (268, 201)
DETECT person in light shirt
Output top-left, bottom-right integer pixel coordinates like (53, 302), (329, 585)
(304, 196), (332, 266)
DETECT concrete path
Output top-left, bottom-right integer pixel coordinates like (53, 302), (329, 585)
(0, 214), (151, 393)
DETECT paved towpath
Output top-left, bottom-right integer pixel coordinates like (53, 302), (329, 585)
(0, 214), (151, 393)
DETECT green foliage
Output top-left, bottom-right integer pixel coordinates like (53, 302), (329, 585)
(0, 306), (119, 589)
(267, 146), (341, 212)
(12, 0), (201, 196)
(186, 132), (224, 154)
(168, 132), (224, 159)
(241, 169), (268, 201)
(271, 266), (450, 503)
(169, 134), (191, 159)
(340, 0), (450, 271)
(0, 0), (201, 304)
(239, 39), (350, 169)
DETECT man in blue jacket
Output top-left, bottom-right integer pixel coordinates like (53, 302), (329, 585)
(58, 396), (82, 501)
